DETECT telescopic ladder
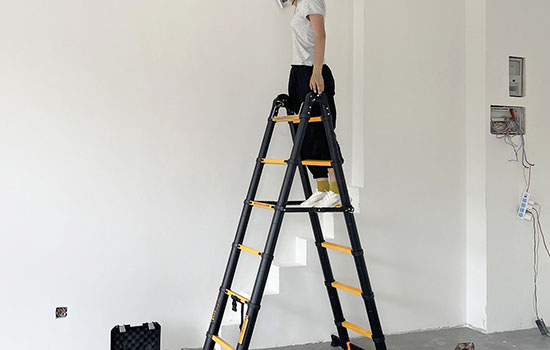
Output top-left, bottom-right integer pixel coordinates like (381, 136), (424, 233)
(203, 93), (387, 350)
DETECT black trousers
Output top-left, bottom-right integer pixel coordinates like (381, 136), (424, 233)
(288, 64), (342, 179)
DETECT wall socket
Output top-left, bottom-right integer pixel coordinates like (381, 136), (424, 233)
(55, 307), (68, 319)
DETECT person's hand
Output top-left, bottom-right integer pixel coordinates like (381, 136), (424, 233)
(310, 70), (324, 94)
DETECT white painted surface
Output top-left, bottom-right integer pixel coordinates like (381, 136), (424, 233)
(361, 0), (467, 333)
(7, 0), (546, 348)
(0, 1), (354, 349)
(484, 0), (550, 332)
(465, 0), (488, 331)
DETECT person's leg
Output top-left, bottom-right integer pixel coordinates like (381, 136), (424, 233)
(289, 65), (331, 203)
(313, 66), (344, 207)
(327, 168), (339, 194)
(308, 165), (329, 191)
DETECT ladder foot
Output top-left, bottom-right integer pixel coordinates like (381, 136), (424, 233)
(330, 334), (340, 347)
(330, 335), (367, 350)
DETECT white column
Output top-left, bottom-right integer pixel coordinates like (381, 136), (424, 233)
(351, 0), (366, 189)
(465, 0), (488, 332)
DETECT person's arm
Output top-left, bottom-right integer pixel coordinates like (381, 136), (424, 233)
(308, 14), (326, 94)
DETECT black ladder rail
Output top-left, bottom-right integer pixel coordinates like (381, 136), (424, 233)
(203, 92), (387, 350)
(319, 97), (387, 350)
(234, 93), (317, 350)
(288, 118), (352, 350)
(203, 95), (286, 350)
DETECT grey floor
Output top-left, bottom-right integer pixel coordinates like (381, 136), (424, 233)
(263, 327), (550, 350)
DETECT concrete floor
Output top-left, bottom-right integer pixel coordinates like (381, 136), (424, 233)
(263, 327), (550, 350)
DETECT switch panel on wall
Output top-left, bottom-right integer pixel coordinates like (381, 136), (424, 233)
(509, 57), (525, 97)
(490, 105), (525, 135)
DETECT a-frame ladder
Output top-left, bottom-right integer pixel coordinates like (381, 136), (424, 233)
(203, 93), (387, 350)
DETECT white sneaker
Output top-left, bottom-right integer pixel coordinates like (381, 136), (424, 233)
(300, 190), (328, 207)
(314, 191), (341, 207)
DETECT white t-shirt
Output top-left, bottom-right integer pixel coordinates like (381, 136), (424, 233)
(291, 0), (326, 66)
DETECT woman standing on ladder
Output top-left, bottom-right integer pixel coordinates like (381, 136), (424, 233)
(285, 0), (343, 208)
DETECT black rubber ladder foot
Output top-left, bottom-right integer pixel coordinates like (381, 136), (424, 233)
(330, 334), (366, 350)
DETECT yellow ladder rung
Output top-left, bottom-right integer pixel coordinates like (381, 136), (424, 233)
(249, 201), (275, 210)
(261, 159), (331, 167)
(238, 244), (263, 256)
(272, 115), (322, 123)
(307, 116), (322, 123)
(321, 242), (352, 254)
(212, 335), (235, 350)
(225, 289), (249, 304)
(302, 159), (332, 167)
(332, 281), (362, 296)
(272, 115), (299, 123)
(342, 321), (373, 338)
(261, 158), (288, 165)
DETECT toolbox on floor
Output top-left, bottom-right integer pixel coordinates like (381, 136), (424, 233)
(111, 322), (161, 350)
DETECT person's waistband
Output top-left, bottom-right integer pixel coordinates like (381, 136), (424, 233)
(291, 64), (329, 68)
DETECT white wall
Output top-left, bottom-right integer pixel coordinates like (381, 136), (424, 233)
(465, 0), (488, 331)
(360, 0), (467, 333)
(484, 0), (550, 332)
(5, 0), (522, 348)
(0, 1), (355, 349)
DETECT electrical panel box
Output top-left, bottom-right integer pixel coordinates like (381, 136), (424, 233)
(490, 105), (525, 135)
(509, 57), (525, 97)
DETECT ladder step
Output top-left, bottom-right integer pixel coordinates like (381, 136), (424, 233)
(301, 159), (332, 167)
(250, 200), (347, 212)
(283, 205), (346, 213)
(261, 158), (288, 165)
(272, 115), (322, 123)
(212, 335), (235, 350)
(341, 321), (373, 338)
(321, 242), (352, 254)
(261, 158), (332, 167)
(225, 289), (249, 304)
(332, 281), (362, 296)
(238, 244), (263, 256)
(249, 201), (275, 210)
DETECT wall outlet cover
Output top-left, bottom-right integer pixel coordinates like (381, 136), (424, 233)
(55, 307), (68, 319)
(455, 343), (475, 350)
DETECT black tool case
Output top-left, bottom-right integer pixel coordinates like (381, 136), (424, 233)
(111, 322), (161, 350)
